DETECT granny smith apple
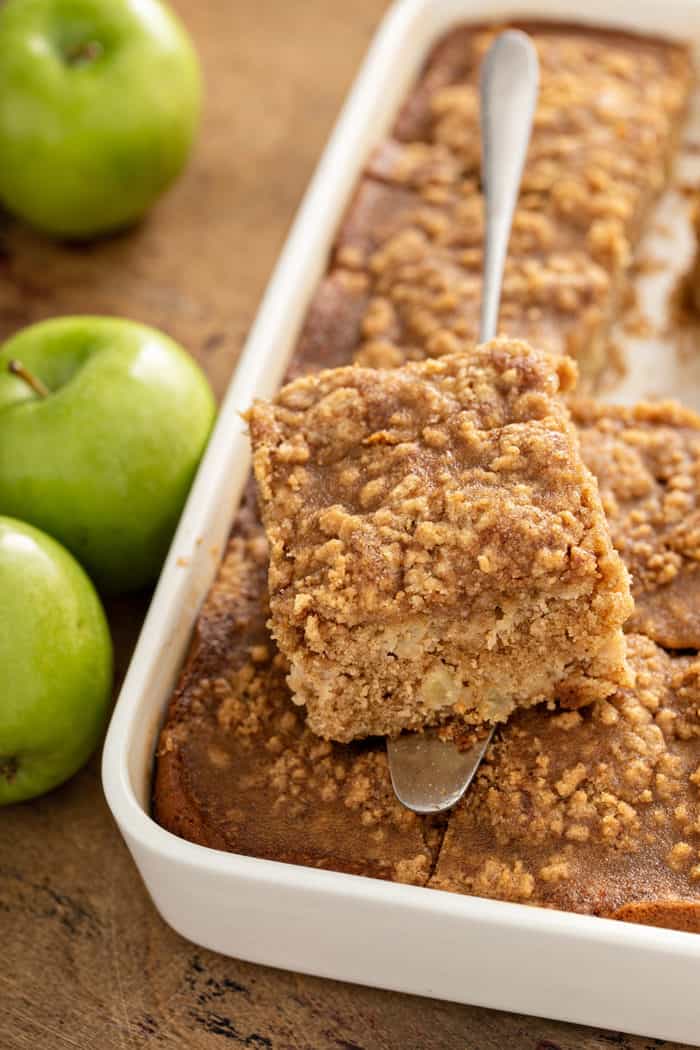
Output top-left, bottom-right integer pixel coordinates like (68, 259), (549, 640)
(0, 0), (201, 238)
(0, 317), (216, 594)
(0, 516), (113, 805)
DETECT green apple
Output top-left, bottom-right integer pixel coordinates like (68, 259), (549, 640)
(0, 516), (113, 805)
(0, 317), (216, 594)
(0, 0), (201, 238)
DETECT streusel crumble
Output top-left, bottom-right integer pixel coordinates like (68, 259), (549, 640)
(431, 634), (700, 927)
(248, 339), (632, 741)
(331, 22), (691, 386)
(574, 399), (700, 649)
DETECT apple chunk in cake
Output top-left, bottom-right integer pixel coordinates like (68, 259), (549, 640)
(248, 338), (633, 742)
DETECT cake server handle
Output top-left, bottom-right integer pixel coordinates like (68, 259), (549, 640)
(479, 30), (540, 343)
(387, 31), (540, 815)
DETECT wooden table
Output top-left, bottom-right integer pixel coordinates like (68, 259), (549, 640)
(0, 3), (694, 1047)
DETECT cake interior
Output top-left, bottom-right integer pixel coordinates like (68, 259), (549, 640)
(289, 598), (632, 742)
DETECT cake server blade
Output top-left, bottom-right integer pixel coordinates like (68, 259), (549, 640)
(387, 727), (495, 815)
(387, 30), (539, 813)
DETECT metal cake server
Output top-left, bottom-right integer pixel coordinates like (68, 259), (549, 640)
(387, 30), (540, 815)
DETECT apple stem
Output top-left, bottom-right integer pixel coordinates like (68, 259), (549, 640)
(8, 359), (50, 399)
(0, 756), (18, 782)
(65, 40), (104, 65)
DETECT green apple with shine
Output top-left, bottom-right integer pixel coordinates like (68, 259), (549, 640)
(0, 516), (113, 805)
(0, 317), (216, 594)
(0, 0), (201, 238)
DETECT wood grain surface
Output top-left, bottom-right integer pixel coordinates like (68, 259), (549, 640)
(0, 2), (695, 1048)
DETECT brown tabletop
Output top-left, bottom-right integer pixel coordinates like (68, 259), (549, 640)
(0, 2), (695, 1048)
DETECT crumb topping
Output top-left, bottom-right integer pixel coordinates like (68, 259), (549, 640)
(574, 398), (700, 648)
(381, 25), (688, 254)
(250, 341), (616, 620)
(331, 24), (690, 385)
(430, 635), (700, 913)
(249, 339), (632, 741)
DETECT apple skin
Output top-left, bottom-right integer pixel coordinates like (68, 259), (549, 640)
(0, 317), (216, 594)
(0, 516), (113, 805)
(0, 0), (201, 238)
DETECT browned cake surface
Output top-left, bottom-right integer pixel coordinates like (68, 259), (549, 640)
(248, 340), (632, 742)
(330, 23), (691, 385)
(574, 399), (700, 649)
(610, 899), (700, 932)
(154, 493), (442, 884)
(154, 20), (699, 932)
(430, 635), (700, 920)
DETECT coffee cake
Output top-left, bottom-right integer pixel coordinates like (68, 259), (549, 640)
(248, 339), (632, 742)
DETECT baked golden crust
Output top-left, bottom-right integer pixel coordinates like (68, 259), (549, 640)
(430, 634), (700, 918)
(248, 339), (632, 741)
(285, 270), (369, 381)
(574, 399), (700, 649)
(611, 900), (700, 933)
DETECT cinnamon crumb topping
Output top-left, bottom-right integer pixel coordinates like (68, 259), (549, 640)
(249, 340), (631, 742)
(574, 399), (700, 649)
(431, 635), (700, 915)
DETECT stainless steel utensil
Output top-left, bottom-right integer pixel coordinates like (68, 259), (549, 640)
(387, 29), (540, 814)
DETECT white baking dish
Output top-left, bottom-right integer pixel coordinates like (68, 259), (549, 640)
(102, 0), (700, 1042)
